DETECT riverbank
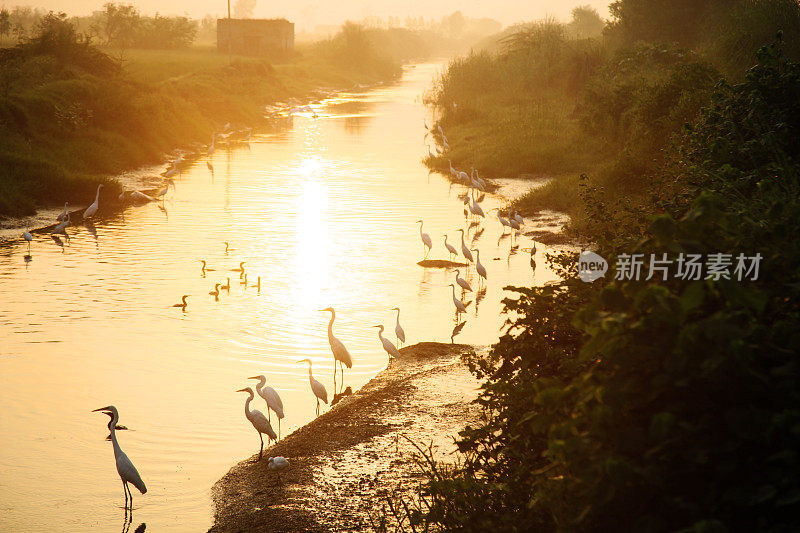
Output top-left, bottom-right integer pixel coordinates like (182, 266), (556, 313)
(210, 342), (480, 532)
(0, 23), (415, 219)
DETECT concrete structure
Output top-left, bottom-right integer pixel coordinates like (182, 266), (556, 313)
(217, 19), (294, 57)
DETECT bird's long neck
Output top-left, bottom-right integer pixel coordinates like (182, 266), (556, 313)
(327, 313), (335, 340)
(418, 222), (423, 236)
(243, 393), (253, 417)
(256, 377), (265, 393)
(395, 309), (400, 322)
(451, 285), (456, 298)
(94, 186), (101, 203)
(108, 413), (122, 458)
(377, 325), (384, 338)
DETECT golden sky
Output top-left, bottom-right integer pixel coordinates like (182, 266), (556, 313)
(15, 1), (611, 31)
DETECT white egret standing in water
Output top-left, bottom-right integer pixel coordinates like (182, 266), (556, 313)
(320, 307), (353, 389)
(249, 375), (285, 438)
(443, 234), (458, 260)
(457, 229), (474, 263)
(92, 406), (147, 509)
(454, 269), (472, 292)
(416, 220), (433, 259)
(83, 184), (103, 219)
(391, 307), (405, 346)
(449, 284), (469, 314)
(474, 249), (488, 285)
(57, 202), (69, 221)
(236, 387), (277, 459)
(297, 359), (328, 416)
(23, 222), (32, 250)
(374, 324), (401, 358)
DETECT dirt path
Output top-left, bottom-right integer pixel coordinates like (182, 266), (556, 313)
(209, 342), (481, 532)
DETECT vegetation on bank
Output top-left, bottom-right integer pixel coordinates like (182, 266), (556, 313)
(385, 2), (800, 531)
(0, 12), (436, 218)
(426, 0), (800, 235)
(382, 40), (800, 533)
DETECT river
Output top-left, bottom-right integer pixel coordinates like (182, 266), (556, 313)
(0, 61), (559, 531)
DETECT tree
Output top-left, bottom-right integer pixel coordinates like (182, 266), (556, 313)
(0, 9), (10, 40)
(99, 2), (140, 47)
(568, 5), (604, 38)
(233, 0), (256, 19)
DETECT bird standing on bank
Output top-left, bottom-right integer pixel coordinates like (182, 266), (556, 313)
(236, 387), (277, 460)
(298, 359), (328, 416)
(443, 234), (458, 260)
(374, 324), (401, 358)
(391, 307), (405, 346)
(92, 406), (147, 510)
(320, 307), (353, 390)
(249, 375), (285, 438)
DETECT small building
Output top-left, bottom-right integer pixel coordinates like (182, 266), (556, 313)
(217, 18), (294, 57)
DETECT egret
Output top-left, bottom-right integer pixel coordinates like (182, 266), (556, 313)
(449, 284), (468, 314)
(164, 166), (177, 179)
(391, 307), (405, 346)
(231, 261), (246, 274)
(454, 269), (472, 292)
(508, 209), (520, 231)
(448, 160), (457, 178)
(92, 406), (147, 509)
(57, 202), (69, 221)
(443, 234), (458, 260)
(172, 295), (189, 309)
(474, 249), (487, 285)
(52, 213), (70, 236)
(249, 375), (285, 438)
(83, 184), (103, 219)
(416, 220), (433, 259)
(491, 208), (511, 233)
(23, 222), (32, 248)
(297, 359), (328, 416)
(199, 260), (216, 274)
(268, 456), (289, 485)
(240, 273), (248, 286)
(457, 229), (474, 263)
(251, 276), (261, 291)
(320, 307), (353, 388)
(207, 160), (214, 172)
(374, 324), (401, 358)
(209, 283), (220, 300)
(427, 145), (435, 159)
(236, 387), (277, 460)
(223, 242), (231, 253)
(221, 277), (231, 291)
(513, 210), (524, 227)
(155, 180), (174, 202)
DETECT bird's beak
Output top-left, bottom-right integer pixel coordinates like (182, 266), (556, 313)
(247, 376), (259, 380)
(236, 388), (248, 393)
(92, 406), (112, 412)
(372, 325), (381, 328)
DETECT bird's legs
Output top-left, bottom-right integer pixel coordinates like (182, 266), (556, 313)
(316, 398), (320, 417)
(122, 480), (129, 510)
(339, 361), (344, 390)
(258, 432), (264, 460)
(278, 418), (281, 440)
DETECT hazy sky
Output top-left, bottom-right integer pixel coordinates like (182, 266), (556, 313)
(16, 1), (611, 31)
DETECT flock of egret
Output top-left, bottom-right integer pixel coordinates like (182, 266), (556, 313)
(29, 107), (542, 517)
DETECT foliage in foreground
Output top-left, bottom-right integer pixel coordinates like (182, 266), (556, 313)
(381, 43), (800, 533)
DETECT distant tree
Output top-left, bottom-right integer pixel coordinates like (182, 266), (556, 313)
(99, 3), (140, 47)
(0, 9), (10, 40)
(607, 0), (736, 47)
(442, 11), (466, 37)
(568, 5), (604, 38)
(233, 0), (256, 19)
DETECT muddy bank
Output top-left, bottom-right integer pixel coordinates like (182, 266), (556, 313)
(209, 342), (480, 532)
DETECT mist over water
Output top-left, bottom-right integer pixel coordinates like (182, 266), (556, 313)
(0, 61), (558, 531)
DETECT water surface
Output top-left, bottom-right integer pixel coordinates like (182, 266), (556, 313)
(0, 62), (558, 531)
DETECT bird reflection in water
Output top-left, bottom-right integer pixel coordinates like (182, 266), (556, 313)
(451, 321), (466, 343)
(24, 254), (32, 268)
(51, 234), (66, 252)
(84, 220), (99, 249)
